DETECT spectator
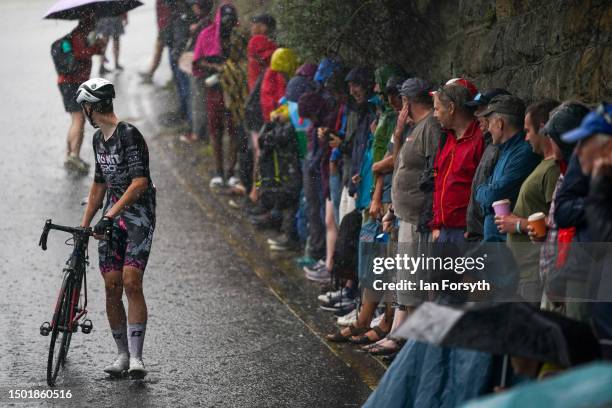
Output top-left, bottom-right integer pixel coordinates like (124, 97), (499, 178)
(562, 102), (612, 358)
(95, 14), (127, 74)
(140, 0), (174, 83)
(531, 102), (589, 315)
(260, 48), (299, 123)
(180, 0), (213, 144)
(299, 88), (337, 280)
(464, 89), (510, 241)
(57, 15), (106, 173)
(193, 2), (243, 187)
(475, 95), (541, 242)
(494, 98), (560, 300)
(247, 14), (277, 92)
(169, 1), (197, 137)
(373, 77), (441, 355)
(431, 82), (485, 243)
(338, 67), (377, 219)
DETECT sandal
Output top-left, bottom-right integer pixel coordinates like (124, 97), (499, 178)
(326, 324), (369, 343)
(350, 325), (389, 345)
(367, 337), (405, 355)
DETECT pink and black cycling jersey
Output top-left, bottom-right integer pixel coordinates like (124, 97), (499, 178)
(93, 122), (156, 273)
(93, 121), (155, 203)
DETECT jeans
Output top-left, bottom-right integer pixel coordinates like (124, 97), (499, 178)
(329, 172), (342, 227)
(169, 53), (191, 126)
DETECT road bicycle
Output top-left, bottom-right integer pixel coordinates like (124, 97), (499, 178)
(38, 219), (110, 386)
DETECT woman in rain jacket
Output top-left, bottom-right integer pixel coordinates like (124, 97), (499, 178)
(260, 48), (299, 124)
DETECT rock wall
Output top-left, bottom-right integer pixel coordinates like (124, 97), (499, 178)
(408, 0), (611, 103)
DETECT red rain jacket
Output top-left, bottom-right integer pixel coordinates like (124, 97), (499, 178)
(247, 34), (277, 92)
(431, 119), (485, 230)
(260, 68), (286, 123)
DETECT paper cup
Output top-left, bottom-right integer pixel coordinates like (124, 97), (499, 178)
(528, 212), (547, 238)
(492, 199), (511, 216)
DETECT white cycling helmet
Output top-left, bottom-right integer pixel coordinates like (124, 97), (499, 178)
(76, 78), (115, 104)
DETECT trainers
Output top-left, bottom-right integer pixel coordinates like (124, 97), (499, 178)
(305, 265), (331, 282)
(128, 357), (147, 379)
(303, 259), (325, 275)
(209, 176), (224, 188)
(227, 176), (240, 188)
(103, 353), (129, 377)
(333, 300), (358, 317)
(337, 309), (358, 326)
(64, 155), (90, 174)
(320, 294), (356, 311)
(318, 287), (355, 306)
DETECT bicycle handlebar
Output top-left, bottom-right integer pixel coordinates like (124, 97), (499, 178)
(39, 219), (109, 251)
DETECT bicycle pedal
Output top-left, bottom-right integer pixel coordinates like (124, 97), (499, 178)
(40, 322), (51, 336)
(80, 319), (93, 334)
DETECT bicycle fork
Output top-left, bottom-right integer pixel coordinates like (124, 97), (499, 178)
(40, 271), (92, 336)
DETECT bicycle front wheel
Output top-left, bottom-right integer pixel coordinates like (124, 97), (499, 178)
(47, 276), (74, 386)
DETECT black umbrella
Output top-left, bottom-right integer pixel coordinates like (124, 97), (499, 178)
(44, 0), (143, 20)
(392, 302), (600, 367)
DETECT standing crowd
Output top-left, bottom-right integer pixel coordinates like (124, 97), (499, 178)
(54, 0), (612, 405)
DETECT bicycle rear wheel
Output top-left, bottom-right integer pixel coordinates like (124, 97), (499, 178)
(47, 276), (74, 386)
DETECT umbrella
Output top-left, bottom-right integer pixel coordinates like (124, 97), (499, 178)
(461, 363), (612, 408)
(44, 0), (143, 20)
(392, 302), (600, 367)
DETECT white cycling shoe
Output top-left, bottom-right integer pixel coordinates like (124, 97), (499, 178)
(128, 357), (147, 379)
(103, 353), (129, 377)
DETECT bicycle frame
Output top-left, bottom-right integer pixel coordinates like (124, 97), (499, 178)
(51, 233), (89, 334)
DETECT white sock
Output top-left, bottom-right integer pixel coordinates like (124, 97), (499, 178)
(127, 322), (146, 359)
(111, 326), (129, 356)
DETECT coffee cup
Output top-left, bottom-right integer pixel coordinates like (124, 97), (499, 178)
(492, 199), (511, 216)
(528, 212), (547, 238)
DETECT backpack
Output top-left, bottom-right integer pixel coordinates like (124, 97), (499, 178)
(51, 34), (79, 75)
(244, 73), (264, 132)
(331, 209), (363, 285)
(257, 121), (302, 210)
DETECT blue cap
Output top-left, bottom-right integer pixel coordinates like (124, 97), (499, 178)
(562, 103), (612, 143)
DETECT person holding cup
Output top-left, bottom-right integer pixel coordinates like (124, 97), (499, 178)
(495, 99), (562, 301)
(475, 95), (541, 242)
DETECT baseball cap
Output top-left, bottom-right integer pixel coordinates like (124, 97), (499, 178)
(466, 88), (511, 107)
(476, 95), (526, 118)
(562, 103), (612, 143)
(385, 75), (406, 95)
(399, 77), (431, 98)
(430, 77), (478, 98)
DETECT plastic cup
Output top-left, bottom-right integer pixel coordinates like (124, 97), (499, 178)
(492, 199), (511, 216)
(528, 212), (547, 238)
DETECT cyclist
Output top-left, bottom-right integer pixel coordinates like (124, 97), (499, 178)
(77, 78), (156, 379)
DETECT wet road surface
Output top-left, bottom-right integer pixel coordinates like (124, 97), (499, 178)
(0, 2), (374, 406)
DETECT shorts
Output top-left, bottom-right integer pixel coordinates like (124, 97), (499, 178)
(96, 16), (125, 38)
(58, 83), (81, 113)
(98, 199), (156, 274)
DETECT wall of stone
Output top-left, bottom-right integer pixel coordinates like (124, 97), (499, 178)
(407, 0), (611, 103)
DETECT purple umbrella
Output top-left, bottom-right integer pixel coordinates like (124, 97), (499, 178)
(44, 0), (143, 20)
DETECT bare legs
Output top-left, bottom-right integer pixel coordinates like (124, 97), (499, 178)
(102, 266), (147, 330)
(66, 111), (85, 158)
